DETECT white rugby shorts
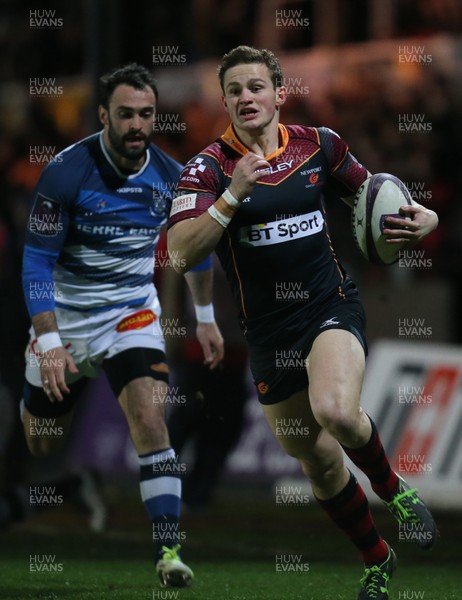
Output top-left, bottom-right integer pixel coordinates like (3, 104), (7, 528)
(25, 288), (165, 387)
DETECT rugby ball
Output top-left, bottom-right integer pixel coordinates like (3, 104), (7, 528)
(352, 173), (412, 265)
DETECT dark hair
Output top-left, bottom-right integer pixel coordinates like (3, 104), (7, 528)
(99, 63), (158, 108)
(218, 45), (283, 90)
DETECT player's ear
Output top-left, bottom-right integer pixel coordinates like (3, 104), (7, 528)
(221, 95), (230, 114)
(98, 105), (109, 127)
(275, 86), (287, 109)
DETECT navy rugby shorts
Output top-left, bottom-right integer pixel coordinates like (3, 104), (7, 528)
(250, 296), (367, 405)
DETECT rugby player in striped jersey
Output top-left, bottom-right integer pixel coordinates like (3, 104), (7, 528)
(21, 63), (224, 588)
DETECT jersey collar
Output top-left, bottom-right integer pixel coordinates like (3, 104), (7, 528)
(221, 123), (289, 162)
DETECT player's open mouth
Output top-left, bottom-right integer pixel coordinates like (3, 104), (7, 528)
(240, 108), (258, 120)
(125, 137), (145, 146)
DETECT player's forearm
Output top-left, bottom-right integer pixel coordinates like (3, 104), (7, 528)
(22, 245), (60, 317)
(168, 198), (236, 273)
(31, 311), (59, 337)
(184, 268), (213, 306)
(341, 171), (372, 208)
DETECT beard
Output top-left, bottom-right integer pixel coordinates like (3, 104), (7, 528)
(107, 118), (151, 161)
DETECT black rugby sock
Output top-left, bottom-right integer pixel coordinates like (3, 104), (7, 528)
(342, 418), (399, 502)
(315, 471), (389, 566)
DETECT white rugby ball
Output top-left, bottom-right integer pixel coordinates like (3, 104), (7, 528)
(351, 173), (412, 265)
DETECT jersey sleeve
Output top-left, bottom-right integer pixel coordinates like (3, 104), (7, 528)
(317, 127), (368, 197)
(167, 153), (221, 228)
(150, 143), (183, 216)
(22, 158), (73, 317)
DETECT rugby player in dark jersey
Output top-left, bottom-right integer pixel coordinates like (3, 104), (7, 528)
(167, 46), (439, 600)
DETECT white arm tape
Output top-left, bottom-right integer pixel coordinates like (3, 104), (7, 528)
(37, 332), (63, 354)
(208, 205), (232, 228)
(194, 303), (215, 323)
(222, 188), (240, 207)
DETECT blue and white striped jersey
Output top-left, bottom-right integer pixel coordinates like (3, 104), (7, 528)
(22, 132), (181, 316)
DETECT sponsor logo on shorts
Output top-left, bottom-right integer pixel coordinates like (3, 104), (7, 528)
(319, 317), (340, 328)
(150, 362), (169, 375)
(116, 309), (156, 332)
(258, 381), (270, 395)
(238, 210), (323, 247)
(170, 193), (197, 216)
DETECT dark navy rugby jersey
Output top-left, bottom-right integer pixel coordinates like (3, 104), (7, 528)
(23, 132), (181, 316)
(168, 124), (368, 343)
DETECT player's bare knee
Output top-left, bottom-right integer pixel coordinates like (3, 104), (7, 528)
(300, 454), (343, 487)
(327, 413), (360, 440)
(312, 396), (360, 439)
(129, 408), (168, 447)
(132, 405), (166, 432)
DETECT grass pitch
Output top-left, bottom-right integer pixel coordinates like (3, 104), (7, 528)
(1, 557), (461, 600)
(0, 484), (460, 600)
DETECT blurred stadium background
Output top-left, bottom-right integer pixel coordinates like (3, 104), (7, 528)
(1, 1), (461, 599)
